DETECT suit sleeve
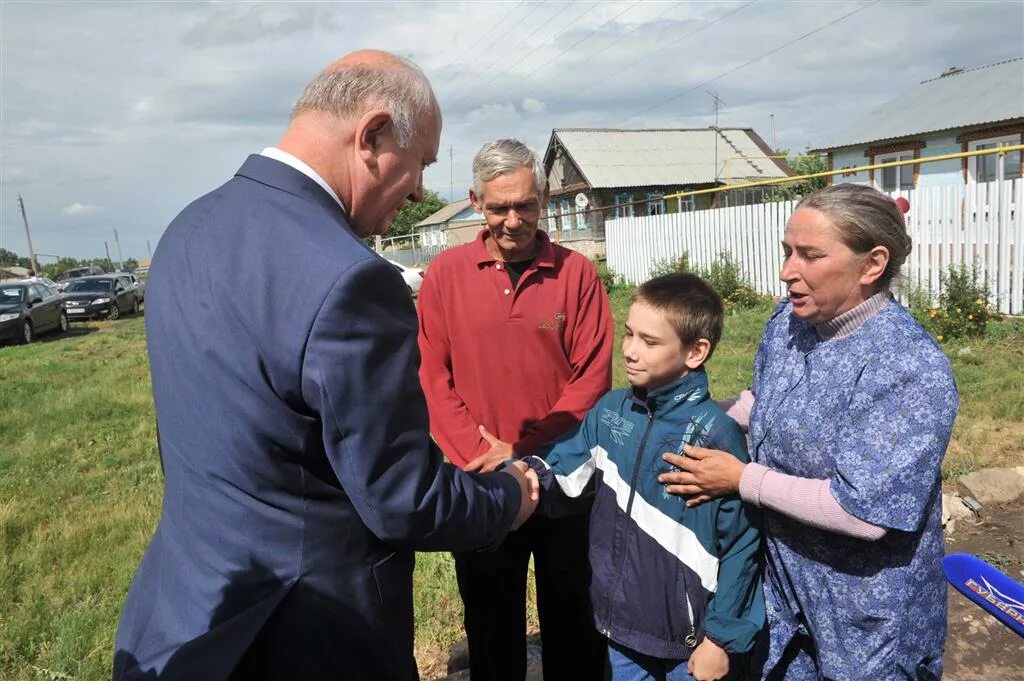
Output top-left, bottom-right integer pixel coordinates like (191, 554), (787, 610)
(703, 420), (765, 654)
(301, 257), (520, 550)
(513, 274), (614, 456)
(416, 261), (488, 467)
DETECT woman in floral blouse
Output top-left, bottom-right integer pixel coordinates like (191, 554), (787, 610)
(659, 184), (958, 680)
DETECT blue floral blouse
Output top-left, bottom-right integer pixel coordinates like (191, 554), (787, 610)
(749, 300), (958, 680)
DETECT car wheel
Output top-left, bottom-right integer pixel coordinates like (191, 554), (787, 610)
(20, 320), (33, 345)
(58, 312), (69, 334)
(108, 304), (120, 321)
(131, 298), (139, 315)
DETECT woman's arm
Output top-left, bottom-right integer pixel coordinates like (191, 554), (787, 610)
(739, 463), (886, 540)
(659, 448), (886, 540)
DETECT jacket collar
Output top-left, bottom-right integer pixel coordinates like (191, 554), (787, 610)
(471, 228), (556, 270)
(628, 369), (710, 415)
(235, 154), (350, 226)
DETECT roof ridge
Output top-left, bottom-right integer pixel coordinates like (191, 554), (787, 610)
(554, 127), (754, 133)
(919, 56), (1023, 84)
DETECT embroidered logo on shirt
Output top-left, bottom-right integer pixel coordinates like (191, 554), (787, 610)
(538, 312), (567, 332)
(600, 408), (635, 445)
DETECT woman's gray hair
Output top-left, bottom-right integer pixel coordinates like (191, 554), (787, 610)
(472, 139), (548, 198)
(292, 58), (435, 149)
(797, 183), (912, 289)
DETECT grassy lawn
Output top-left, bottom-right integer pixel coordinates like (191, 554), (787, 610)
(2, 300), (1021, 680)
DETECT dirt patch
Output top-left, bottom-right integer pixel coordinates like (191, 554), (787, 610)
(943, 499), (1024, 681)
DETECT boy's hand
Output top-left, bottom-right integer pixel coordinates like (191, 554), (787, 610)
(687, 638), (729, 681)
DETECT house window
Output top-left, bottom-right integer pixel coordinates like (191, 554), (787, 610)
(646, 192), (666, 216)
(678, 195), (696, 213)
(560, 199), (573, 231)
(613, 193), (634, 219)
(970, 135), (1022, 183)
(546, 202), (558, 232)
(878, 153), (915, 191)
(575, 201), (589, 230)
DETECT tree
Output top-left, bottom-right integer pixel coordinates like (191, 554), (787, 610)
(0, 248), (31, 268)
(385, 189), (447, 239)
(769, 150), (828, 201)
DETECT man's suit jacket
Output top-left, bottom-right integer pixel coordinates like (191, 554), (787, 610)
(113, 155), (521, 680)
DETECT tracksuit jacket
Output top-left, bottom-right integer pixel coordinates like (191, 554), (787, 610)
(526, 369), (765, 660)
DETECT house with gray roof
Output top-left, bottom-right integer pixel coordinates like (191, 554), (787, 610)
(814, 58), (1023, 192)
(413, 197), (485, 251)
(541, 127), (792, 252)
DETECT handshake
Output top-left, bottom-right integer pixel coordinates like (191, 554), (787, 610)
(464, 425), (542, 531)
(499, 460), (541, 530)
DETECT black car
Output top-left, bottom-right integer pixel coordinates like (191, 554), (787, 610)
(63, 275), (141, 321)
(0, 281), (69, 344)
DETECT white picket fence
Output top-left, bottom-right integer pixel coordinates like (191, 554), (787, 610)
(606, 179), (1024, 315)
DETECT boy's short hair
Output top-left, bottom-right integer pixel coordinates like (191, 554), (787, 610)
(632, 272), (724, 361)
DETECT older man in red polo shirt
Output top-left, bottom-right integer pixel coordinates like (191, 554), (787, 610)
(418, 138), (614, 680)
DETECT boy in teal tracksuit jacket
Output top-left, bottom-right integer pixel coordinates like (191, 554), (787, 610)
(520, 273), (764, 681)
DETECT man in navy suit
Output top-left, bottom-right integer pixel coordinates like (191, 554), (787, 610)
(113, 50), (538, 681)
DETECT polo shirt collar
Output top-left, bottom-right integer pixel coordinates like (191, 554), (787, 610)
(472, 229), (556, 269)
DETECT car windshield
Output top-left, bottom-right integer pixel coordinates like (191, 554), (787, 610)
(65, 279), (112, 293)
(0, 287), (25, 305)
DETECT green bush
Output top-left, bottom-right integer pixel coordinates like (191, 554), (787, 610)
(593, 258), (623, 294)
(649, 252), (691, 278)
(912, 262), (999, 342)
(701, 251), (770, 311)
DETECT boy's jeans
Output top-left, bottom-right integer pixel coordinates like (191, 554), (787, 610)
(608, 640), (696, 681)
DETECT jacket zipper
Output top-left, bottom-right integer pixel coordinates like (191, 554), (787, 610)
(602, 408), (655, 636)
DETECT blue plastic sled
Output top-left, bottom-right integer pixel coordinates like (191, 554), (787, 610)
(943, 553), (1024, 638)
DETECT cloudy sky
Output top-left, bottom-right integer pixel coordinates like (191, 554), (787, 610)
(2, 0), (1022, 261)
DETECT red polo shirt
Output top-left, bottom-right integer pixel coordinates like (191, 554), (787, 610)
(417, 230), (614, 468)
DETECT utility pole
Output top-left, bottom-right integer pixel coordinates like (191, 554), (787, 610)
(113, 228), (124, 270)
(449, 145), (454, 202)
(104, 241), (112, 268)
(706, 91), (726, 182)
(17, 195), (40, 275)
(147, 240), (152, 258)
(770, 113), (777, 152)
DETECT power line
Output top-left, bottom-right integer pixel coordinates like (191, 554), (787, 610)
(613, 0), (881, 126)
(501, 0), (644, 96)
(443, 1), (582, 103)
(438, 1), (548, 92)
(435, 1), (527, 89)
(577, 0), (757, 95)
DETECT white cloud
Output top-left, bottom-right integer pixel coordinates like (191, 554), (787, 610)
(521, 98), (547, 114)
(62, 203), (104, 216)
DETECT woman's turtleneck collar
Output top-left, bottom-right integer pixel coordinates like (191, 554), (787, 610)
(814, 289), (893, 340)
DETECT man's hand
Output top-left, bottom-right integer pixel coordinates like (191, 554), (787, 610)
(687, 637), (729, 681)
(465, 425), (515, 473)
(657, 444), (745, 507)
(499, 460), (540, 530)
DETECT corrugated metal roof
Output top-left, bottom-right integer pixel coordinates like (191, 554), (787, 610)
(816, 58), (1024, 151)
(415, 198), (473, 227)
(549, 128), (790, 188)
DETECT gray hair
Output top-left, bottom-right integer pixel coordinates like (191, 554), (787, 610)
(472, 139), (547, 198)
(292, 57), (435, 148)
(797, 183), (912, 290)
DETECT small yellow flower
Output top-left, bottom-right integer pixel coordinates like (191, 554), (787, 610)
(968, 314), (974, 320)
(976, 298), (983, 305)
(937, 335), (944, 342)
(956, 308), (962, 314)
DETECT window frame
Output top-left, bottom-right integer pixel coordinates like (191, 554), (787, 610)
(877, 152), (915, 192)
(968, 134), (1022, 184)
